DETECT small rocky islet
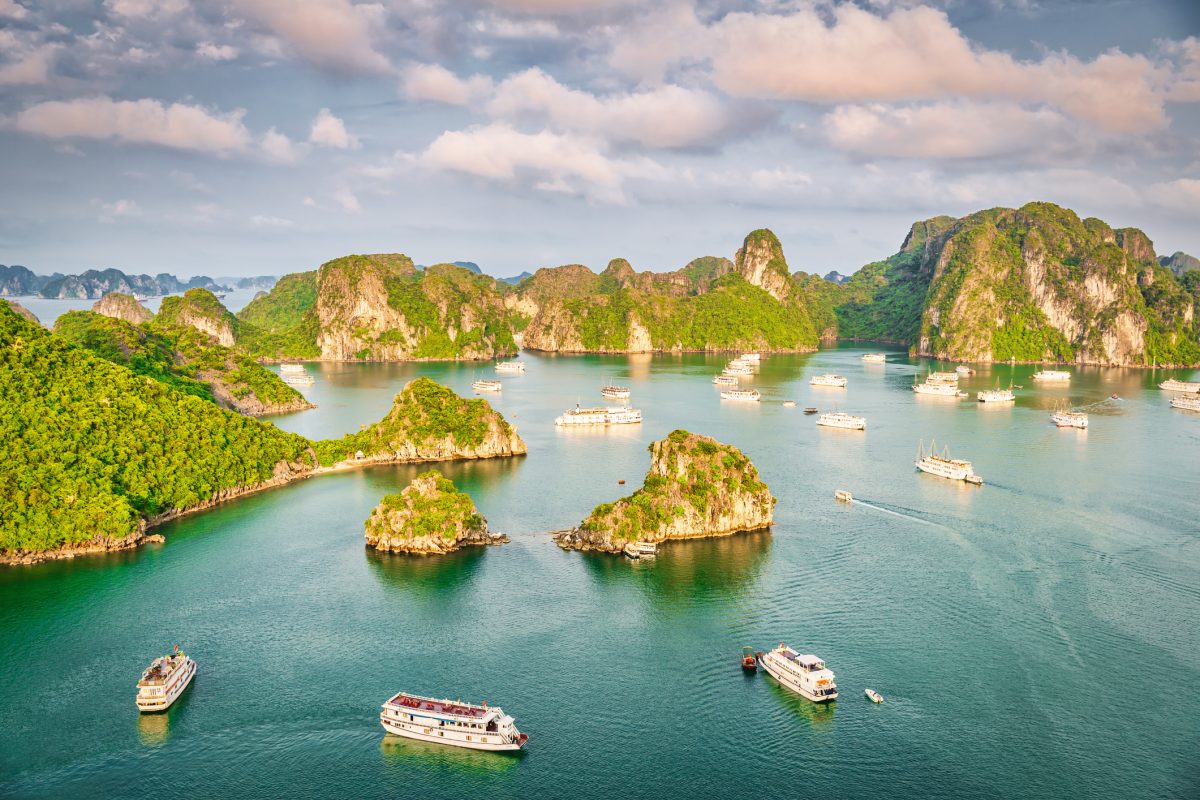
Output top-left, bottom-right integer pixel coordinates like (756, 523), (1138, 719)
(364, 470), (507, 555)
(555, 430), (775, 553)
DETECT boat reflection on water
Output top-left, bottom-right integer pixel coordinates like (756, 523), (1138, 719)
(581, 529), (771, 602)
(764, 675), (837, 729)
(136, 708), (171, 747)
(365, 547), (488, 599)
(380, 734), (524, 774)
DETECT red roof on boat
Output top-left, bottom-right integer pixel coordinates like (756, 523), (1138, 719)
(386, 692), (490, 719)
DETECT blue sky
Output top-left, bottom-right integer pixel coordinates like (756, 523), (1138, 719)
(1, 0), (1198, 279)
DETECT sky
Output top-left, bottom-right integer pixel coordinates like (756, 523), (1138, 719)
(1, 0), (1199, 280)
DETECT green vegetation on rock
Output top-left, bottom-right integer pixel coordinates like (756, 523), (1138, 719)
(236, 271), (321, 359)
(365, 470), (484, 544)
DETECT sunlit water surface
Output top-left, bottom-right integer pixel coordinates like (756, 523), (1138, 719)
(2, 347), (1198, 799)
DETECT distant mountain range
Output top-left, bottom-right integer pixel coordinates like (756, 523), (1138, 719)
(0, 265), (278, 299)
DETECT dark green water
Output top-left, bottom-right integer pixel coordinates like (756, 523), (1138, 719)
(2, 347), (1198, 799)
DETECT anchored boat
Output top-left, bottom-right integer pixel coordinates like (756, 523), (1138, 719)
(915, 440), (983, 485)
(760, 644), (838, 702)
(865, 689), (884, 704)
(723, 363), (753, 376)
(1170, 395), (1200, 412)
(977, 388), (1015, 403)
(713, 374), (739, 386)
(472, 379), (502, 393)
(494, 361), (526, 373)
(861, 353), (887, 363)
(1051, 409), (1089, 429)
(817, 411), (866, 430)
(1159, 379), (1200, 393)
(1032, 370), (1071, 382)
(720, 388), (761, 402)
(136, 647), (196, 713)
(810, 374), (848, 388)
(601, 381), (631, 400)
(741, 647), (758, 672)
(913, 381), (966, 397)
(555, 404), (642, 426)
(380, 692), (528, 751)
(623, 541), (657, 559)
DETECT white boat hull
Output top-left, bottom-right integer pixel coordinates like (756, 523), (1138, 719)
(380, 716), (523, 751)
(760, 653), (837, 703)
(136, 658), (196, 713)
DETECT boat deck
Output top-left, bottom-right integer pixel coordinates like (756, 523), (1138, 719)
(386, 693), (490, 720)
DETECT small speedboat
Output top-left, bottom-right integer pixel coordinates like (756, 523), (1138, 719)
(803, 407), (818, 415)
(782, 400), (796, 407)
(865, 688), (884, 704)
(835, 490), (852, 503)
(741, 647), (758, 672)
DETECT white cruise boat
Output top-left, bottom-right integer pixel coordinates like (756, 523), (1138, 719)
(136, 648), (196, 713)
(977, 388), (1015, 403)
(861, 353), (887, 363)
(1170, 395), (1200, 412)
(1159, 379), (1200, 393)
(915, 441), (982, 485)
(1051, 409), (1089, 429)
(740, 353), (761, 364)
(1032, 370), (1071, 382)
(955, 365), (976, 375)
(817, 411), (866, 430)
(810, 374), (848, 388)
(623, 541), (658, 559)
(712, 374), (739, 386)
(926, 371), (960, 385)
(494, 361), (526, 373)
(555, 404), (642, 426)
(279, 363), (306, 374)
(723, 364), (753, 376)
(282, 373), (314, 386)
(472, 379), (502, 393)
(601, 382), (631, 400)
(720, 388), (761, 402)
(913, 381), (966, 397)
(759, 644), (838, 703)
(380, 692), (528, 751)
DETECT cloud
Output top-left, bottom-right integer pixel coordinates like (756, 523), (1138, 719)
(419, 122), (664, 203)
(197, 42), (239, 61)
(97, 199), (142, 222)
(233, 0), (390, 74)
(1164, 37), (1200, 102)
(823, 102), (1086, 160)
(482, 0), (637, 13)
(16, 97), (253, 155)
(250, 214), (295, 227)
(628, 4), (1173, 135)
(0, 43), (59, 86)
(104, 0), (187, 17)
(485, 68), (733, 149)
(607, 1), (707, 84)
(260, 128), (304, 164)
(309, 108), (359, 149)
(332, 187), (360, 212)
(0, 0), (28, 19)
(401, 63), (493, 106)
(1148, 178), (1200, 217)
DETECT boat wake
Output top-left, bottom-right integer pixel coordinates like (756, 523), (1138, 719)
(848, 499), (942, 528)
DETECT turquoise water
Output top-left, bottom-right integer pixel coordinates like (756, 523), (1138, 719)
(2, 347), (1199, 799)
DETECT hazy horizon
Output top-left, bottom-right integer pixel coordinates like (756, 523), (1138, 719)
(2, 0), (1198, 279)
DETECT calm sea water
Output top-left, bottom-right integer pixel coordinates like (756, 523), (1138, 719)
(2, 346), (1198, 799)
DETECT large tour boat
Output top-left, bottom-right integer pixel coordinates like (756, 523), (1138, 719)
(861, 353), (887, 363)
(136, 647), (196, 713)
(739, 353), (761, 364)
(494, 361), (526, 373)
(601, 381), (631, 400)
(913, 381), (966, 397)
(977, 388), (1015, 403)
(1159, 379), (1200, 393)
(1170, 395), (1200, 412)
(555, 404), (643, 426)
(810, 374), (848, 388)
(472, 379), (502, 393)
(1032, 370), (1071, 382)
(1051, 409), (1089, 429)
(280, 363), (306, 374)
(759, 644), (838, 702)
(720, 388), (761, 402)
(281, 373), (314, 386)
(723, 363), (753, 376)
(926, 371), (960, 385)
(712, 374), (739, 386)
(380, 692), (528, 751)
(915, 441), (983, 485)
(817, 411), (866, 430)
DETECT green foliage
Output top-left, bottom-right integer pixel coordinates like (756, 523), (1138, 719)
(313, 377), (505, 466)
(833, 252), (928, 343)
(236, 271), (321, 359)
(0, 302), (312, 554)
(368, 470), (481, 541)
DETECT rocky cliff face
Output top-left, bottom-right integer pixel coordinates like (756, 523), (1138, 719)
(735, 229), (792, 301)
(156, 288), (237, 347)
(6, 300), (40, 326)
(93, 292), (153, 325)
(0, 265), (55, 296)
(314, 377), (526, 466)
(38, 269), (225, 299)
(555, 430), (774, 553)
(364, 470), (506, 555)
(1160, 251), (1200, 275)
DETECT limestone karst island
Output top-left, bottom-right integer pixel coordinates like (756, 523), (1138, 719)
(2, 2), (1198, 799)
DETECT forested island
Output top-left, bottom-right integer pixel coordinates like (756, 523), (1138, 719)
(0, 301), (524, 565)
(364, 470), (506, 555)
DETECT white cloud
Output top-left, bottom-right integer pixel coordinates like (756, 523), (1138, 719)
(401, 63), (493, 106)
(250, 214), (295, 227)
(1148, 178), (1200, 217)
(104, 0), (186, 17)
(482, 0), (636, 13)
(607, 1), (707, 84)
(0, 44), (59, 86)
(233, 0), (390, 74)
(16, 97), (253, 155)
(419, 122), (665, 204)
(97, 199), (142, 222)
(624, 4), (1174, 135)
(0, 0), (28, 19)
(303, 196), (317, 207)
(332, 187), (361, 212)
(309, 108), (359, 149)
(823, 102), (1086, 160)
(260, 128), (305, 164)
(197, 42), (239, 61)
(485, 68), (731, 149)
